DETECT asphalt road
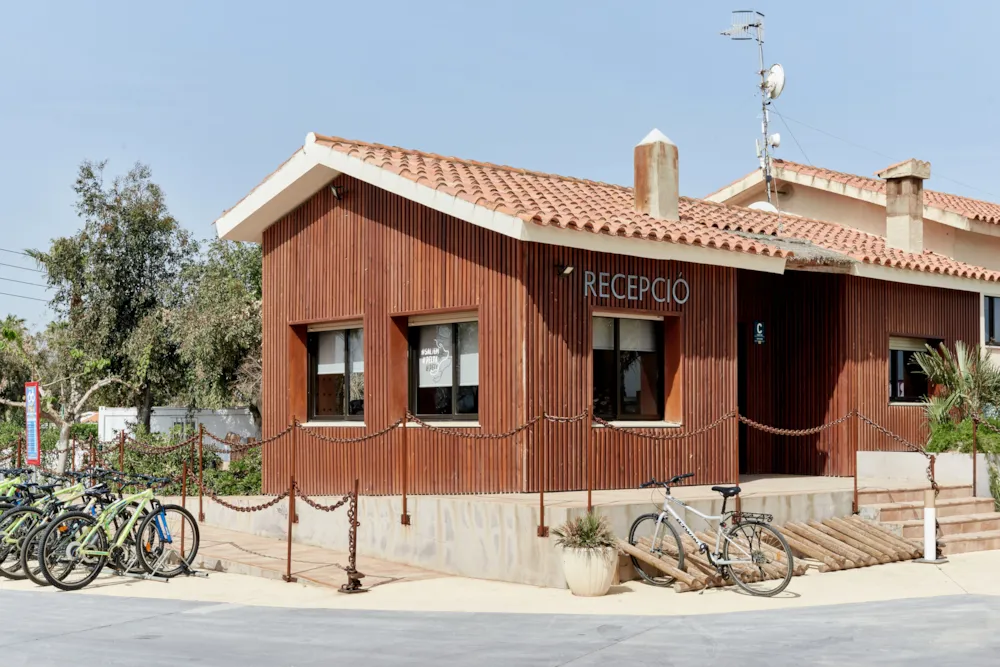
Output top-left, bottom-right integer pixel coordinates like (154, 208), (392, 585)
(1, 591), (998, 666)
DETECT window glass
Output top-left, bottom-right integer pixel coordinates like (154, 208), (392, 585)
(456, 322), (479, 415)
(889, 342), (930, 403)
(592, 317), (664, 420)
(411, 321), (479, 418)
(987, 296), (1000, 346)
(348, 328), (364, 416)
(309, 328), (363, 420)
(315, 330), (346, 417)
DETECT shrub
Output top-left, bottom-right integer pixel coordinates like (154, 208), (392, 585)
(927, 418), (1000, 455)
(552, 513), (617, 550)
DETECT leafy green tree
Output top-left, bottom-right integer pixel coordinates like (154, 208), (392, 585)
(0, 317), (131, 471)
(30, 161), (196, 431)
(173, 239), (262, 426)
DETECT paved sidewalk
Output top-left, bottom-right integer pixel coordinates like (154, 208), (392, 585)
(195, 523), (440, 588)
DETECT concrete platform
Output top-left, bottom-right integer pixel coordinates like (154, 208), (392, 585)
(173, 475), (928, 589)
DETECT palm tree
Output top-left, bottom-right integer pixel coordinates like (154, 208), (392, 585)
(913, 341), (1000, 425)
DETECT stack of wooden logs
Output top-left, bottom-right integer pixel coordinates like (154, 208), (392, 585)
(617, 516), (921, 593)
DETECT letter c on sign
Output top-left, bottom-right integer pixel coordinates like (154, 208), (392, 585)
(611, 274), (627, 300)
(652, 277), (667, 303)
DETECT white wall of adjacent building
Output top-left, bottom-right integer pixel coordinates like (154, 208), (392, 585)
(97, 406), (259, 443)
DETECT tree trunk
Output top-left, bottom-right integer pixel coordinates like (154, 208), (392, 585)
(56, 420), (73, 473)
(248, 401), (262, 432)
(137, 383), (153, 433)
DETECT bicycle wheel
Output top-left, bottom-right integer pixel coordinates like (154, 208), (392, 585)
(19, 521), (50, 587)
(628, 513), (685, 586)
(0, 506), (43, 579)
(38, 511), (108, 592)
(723, 520), (794, 597)
(136, 504), (199, 578)
(109, 503), (148, 574)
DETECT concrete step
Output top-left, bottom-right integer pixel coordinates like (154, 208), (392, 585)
(858, 484), (972, 505)
(891, 513), (1000, 539)
(861, 497), (996, 522)
(940, 530), (1000, 555)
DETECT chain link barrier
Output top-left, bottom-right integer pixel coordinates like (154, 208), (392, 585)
(593, 411), (736, 440)
(293, 480), (351, 512)
(738, 410), (855, 436)
(542, 410), (590, 424)
(406, 412), (541, 440)
(201, 423), (294, 453)
(297, 417), (406, 444)
(124, 432), (200, 455)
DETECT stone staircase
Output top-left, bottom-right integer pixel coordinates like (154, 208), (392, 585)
(859, 484), (1000, 555)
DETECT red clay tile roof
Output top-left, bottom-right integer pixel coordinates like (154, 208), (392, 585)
(312, 135), (1000, 283)
(314, 135), (789, 258)
(774, 159), (1000, 224)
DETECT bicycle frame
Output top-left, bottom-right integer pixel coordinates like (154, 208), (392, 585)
(77, 488), (156, 557)
(651, 492), (755, 567)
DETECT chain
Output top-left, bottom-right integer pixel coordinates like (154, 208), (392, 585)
(543, 409), (590, 424)
(125, 433), (200, 455)
(292, 480), (351, 512)
(593, 411), (736, 440)
(298, 417), (405, 444)
(738, 410), (856, 436)
(202, 423), (295, 453)
(202, 483), (290, 513)
(406, 413), (540, 440)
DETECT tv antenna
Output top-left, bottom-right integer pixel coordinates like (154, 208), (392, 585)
(722, 10), (785, 205)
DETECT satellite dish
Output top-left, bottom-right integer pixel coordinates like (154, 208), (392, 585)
(748, 201), (779, 213)
(768, 133), (781, 148)
(764, 64), (786, 99)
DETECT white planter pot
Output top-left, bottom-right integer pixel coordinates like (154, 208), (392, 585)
(560, 546), (617, 597)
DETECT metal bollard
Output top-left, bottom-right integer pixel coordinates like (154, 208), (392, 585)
(915, 488), (948, 564)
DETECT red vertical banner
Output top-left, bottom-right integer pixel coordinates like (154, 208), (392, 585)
(24, 381), (41, 466)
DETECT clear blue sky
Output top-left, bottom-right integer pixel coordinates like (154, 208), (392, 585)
(2, 1), (998, 327)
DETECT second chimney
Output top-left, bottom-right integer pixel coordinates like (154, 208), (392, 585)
(877, 158), (930, 253)
(634, 129), (679, 221)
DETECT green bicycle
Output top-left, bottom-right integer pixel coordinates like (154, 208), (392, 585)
(38, 477), (199, 592)
(0, 478), (88, 580)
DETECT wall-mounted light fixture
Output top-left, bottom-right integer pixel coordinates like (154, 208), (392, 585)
(330, 184), (346, 200)
(556, 264), (574, 277)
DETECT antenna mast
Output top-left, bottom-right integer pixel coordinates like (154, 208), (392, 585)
(721, 10), (785, 206)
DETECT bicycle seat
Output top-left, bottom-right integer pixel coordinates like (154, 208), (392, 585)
(711, 485), (741, 498)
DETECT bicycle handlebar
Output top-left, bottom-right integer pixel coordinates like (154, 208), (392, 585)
(640, 473), (694, 489)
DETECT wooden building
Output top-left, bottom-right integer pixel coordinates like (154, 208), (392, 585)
(216, 132), (995, 495)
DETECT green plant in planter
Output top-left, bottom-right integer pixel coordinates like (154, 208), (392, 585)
(552, 513), (616, 549)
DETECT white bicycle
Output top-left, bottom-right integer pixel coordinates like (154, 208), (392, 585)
(628, 473), (794, 596)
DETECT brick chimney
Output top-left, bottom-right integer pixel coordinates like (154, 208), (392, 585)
(634, 129), (679, 221)
(877, 158), (930, 253)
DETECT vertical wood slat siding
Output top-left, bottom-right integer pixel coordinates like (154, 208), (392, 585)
(524, 246), (738, 492)
(738, 271), (978, 476)
(262, 177), (524, 495)
(849, 277), (978, 454)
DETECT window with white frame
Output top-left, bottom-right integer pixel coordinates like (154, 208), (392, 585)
(409, 320), (479, 419)
(308, 327), (364, 420)
(593, 315), (663, 420)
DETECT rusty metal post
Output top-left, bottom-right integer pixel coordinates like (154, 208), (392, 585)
(118, 429), (125, 473)
(16, 435), (22, 468)
(972, 417), (979, 497)
(70, 437), (76, 473)
(401, 413), (410, 525)
(198, 424), (205, 522)
(283, 471), (296, 583)
(339, 478), (367, 593)
(291, 421), (299, 524)
(181, 454), (188, 559)
(90, 436), (96, 474)
(537, 424), (548, 537)
(586, 413), (593, 514)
